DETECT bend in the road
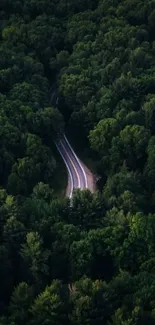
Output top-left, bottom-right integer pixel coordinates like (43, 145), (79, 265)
(59, 139), (81, 188)
(55, 134), (89, 198)
(63, 134), (88, 188)
(61, 137), (85, 189)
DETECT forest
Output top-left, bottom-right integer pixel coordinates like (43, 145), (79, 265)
(1, 0), (155, 324)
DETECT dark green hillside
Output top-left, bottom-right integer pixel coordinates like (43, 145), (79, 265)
(0, 1), (155, 324)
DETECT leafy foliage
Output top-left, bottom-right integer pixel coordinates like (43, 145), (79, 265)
(1, 0), (155, 325)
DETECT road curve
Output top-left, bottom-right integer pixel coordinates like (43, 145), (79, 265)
(55, 134), (89, 198)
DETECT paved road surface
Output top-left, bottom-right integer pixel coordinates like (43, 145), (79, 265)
(55, 134), (88, 198)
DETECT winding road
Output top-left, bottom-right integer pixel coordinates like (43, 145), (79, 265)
(55, 134), (90, 198)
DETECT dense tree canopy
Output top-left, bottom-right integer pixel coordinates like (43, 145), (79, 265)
(1, 0), (155, 324)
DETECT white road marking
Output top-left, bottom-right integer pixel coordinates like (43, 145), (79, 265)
(60, 140), (81, 188)
(63, 134), (88, 188)
(55, 142), (73, 198)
